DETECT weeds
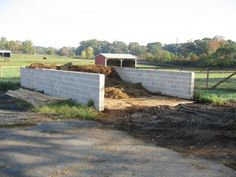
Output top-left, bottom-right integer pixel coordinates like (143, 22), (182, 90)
(194, 89), (236, 105)
(34, 100), (98, 120)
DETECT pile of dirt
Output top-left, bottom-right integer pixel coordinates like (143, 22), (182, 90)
(105, 67), (151, 98)
(68, 64), (112, 76)
(27, 64), (151, 99)
(105, 87), (129, 99)
(28, 63), (58, 69)
(105, 79), (151, 98)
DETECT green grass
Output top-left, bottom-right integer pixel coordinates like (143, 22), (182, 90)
(194, 89), (236, 105)
(0, 81), (20, 91)
(195, 72), (236, 89)
(34, 100), (98, 120)
(0, 54), (94, 78)
(5, 54), (94, 66)
(194, 72), (236, 104)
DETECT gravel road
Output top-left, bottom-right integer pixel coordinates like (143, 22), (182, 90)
(0, 120), (235, 177)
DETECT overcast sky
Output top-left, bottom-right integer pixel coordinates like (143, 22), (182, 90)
(0, 0), (235, 48)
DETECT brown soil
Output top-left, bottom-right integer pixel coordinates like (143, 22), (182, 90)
(105, 87), (130, 99)
(28, 63), (58, 69)
(100, 103), (236, 170)
(68, 64), (112, 76)
(105, 96), (193, 110)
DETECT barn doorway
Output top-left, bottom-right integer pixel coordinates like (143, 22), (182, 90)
(122, 59), (136, 67)
(107, 59), (121, 67)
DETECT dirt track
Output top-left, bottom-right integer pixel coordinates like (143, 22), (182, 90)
(102, 102), (236, 170)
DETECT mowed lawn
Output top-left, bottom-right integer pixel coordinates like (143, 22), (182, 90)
(0, 54), (94, 78)
(1, 54), (235, 104)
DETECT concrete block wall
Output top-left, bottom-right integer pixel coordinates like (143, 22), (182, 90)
(115, 68), (195, 99)
(20, 68), (105, 111)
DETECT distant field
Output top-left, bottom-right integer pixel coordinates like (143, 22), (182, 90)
(1, 54), (235, 104)
(0, 54), (94, 78)
(1, 54), (93, 66)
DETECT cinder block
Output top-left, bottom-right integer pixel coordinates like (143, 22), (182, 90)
(115, 68), (195, 99)
(20, 68), (105, 111)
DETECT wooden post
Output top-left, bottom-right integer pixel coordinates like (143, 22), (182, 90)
(206, 67), (210, 89)
(0, 64), (2, 78)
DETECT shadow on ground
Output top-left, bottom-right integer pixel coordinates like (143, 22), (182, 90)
(0, 120), (235, 177)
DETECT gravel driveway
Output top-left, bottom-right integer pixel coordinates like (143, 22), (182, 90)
(0, 120), (235, 177)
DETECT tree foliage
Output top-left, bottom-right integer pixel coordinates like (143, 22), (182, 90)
(1, 36), (235, 67)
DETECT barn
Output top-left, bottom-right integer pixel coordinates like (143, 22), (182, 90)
(0, 50), (11, 58)
(95, 53), (137, 68)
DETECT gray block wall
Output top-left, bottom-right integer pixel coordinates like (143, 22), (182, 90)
(20, 68), (105, 111)
(115, 68), (194, 99)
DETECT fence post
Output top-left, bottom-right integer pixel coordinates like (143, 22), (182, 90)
(0, 64), (2, 78)
(206, 67), (210, 89)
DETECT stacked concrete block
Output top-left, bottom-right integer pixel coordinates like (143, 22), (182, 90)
(20, 68), (105, 111)
(115, 68), (194, 99)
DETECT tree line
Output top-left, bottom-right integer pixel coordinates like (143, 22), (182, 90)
(1, 36), (236, 67)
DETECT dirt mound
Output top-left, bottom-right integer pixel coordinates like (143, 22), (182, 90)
(28, 63), (58, 69)
(68, 65), (112, 76)
(105, 87), (130, 99)
(104, 67), (151, 98)
(105, 77), (151, 98)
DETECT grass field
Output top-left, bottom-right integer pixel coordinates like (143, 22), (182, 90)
(1, 54), (235, 104)
(0, 54), (93, 78)
(3, 54), (94, 66)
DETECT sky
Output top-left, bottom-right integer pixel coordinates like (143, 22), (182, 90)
(0, 0), (236, 48)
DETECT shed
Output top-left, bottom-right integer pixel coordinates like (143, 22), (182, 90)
(0, 50), (11, 58)
(95, 53), (137, 68)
